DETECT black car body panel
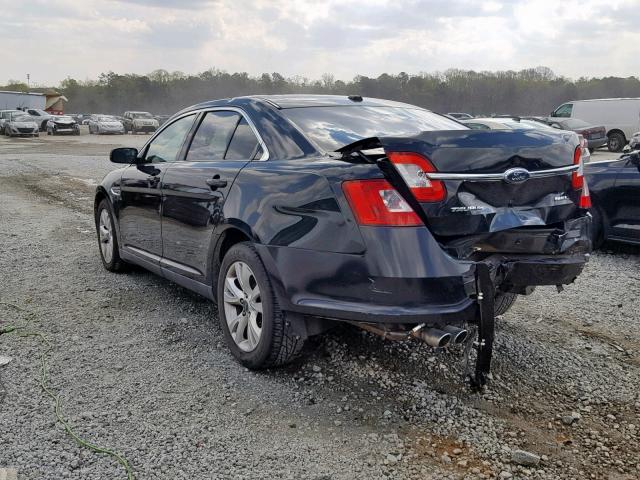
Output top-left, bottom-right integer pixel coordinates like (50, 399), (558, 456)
(586, 153), (640, 245)
(96, 95), (591, 330)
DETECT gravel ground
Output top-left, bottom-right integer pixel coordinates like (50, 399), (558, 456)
(0, 133), (638, 480)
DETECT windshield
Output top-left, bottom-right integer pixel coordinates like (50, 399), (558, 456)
(13, 114), (31, 122)
(98, 116), (116, 121)
(495, 119), (538, 130)
(518, 119), (556, 130)
(282, 106), (466, 151)
(132, 112), (153, 118)
(55, 116), (73, 121)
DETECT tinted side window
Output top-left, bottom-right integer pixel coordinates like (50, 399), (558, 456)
(225, 118), (262, 160)
(187, 111), (241, 161)
(144, 114), (195, 164)
(553, 103), (573, 118)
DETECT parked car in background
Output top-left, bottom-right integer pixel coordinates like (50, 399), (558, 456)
(545, 118), (607, 152)
(550, 98), (640, 152)
(629, 131), (640, 150)
(88, 115), (125, 135)
(122, 111), (159, 134)
(0, 109), (22, 135)
(447, 112), (473, 120)
(24, 108), (53, 131)
(586, 150), (640, 247)
(154, 114), (171, 126)
(461, 117), (554, 131)
(3, 111), (39, 137)
(95, 95), (591, 385)
(46, 115), (80, 135)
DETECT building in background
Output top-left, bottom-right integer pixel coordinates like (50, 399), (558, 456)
(0, 90), (46, 110)
(0, 89), (68, 114)
(43, 89), (68, 115)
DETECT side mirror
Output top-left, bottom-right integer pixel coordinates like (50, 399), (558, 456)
(110, 147), (138, 164)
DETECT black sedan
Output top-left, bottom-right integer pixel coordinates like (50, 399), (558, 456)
(95, 95), (591, 385)
(586, 151), (640, 247)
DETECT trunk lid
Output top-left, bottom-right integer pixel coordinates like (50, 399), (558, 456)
(339, 130), (583, 237)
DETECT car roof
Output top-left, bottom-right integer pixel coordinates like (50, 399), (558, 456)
(190, 94), (424, 111)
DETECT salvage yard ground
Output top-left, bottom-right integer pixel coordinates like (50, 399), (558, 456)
(0, 132), (638, 480)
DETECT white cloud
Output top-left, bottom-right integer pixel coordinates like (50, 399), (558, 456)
(1, 0), (639, 86)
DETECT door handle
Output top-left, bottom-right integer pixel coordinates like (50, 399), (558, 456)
(147, 175), (160, 187)
(206, 178), (228, 189)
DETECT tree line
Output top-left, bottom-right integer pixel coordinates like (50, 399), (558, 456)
(3, 66), (640, 116)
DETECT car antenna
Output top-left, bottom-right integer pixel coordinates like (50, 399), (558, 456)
(348, 95), (363, 102)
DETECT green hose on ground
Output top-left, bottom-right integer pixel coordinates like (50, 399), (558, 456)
(0, 302), (134, 480)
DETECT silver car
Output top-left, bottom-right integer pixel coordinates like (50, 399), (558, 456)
(46, 115), (80, 136)
(88, 115), (125, 135)
(4, 112), (39, 137)
(0, 109), (22, 135)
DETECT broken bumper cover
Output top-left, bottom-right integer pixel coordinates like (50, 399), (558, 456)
(256, 215), (590, 327)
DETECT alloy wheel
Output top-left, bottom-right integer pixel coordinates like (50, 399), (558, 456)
(223, 261), (263, 352)
(98, 208), (113, 264)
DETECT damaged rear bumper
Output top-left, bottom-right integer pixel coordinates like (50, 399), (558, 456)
(257, 214), (591, 327)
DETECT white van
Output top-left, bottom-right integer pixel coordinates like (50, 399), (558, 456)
(550, 98), (640, 152)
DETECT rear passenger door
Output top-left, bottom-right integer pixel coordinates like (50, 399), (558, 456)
(160, 109), (265, 284)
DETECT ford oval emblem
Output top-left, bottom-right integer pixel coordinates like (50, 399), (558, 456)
(503, 167), (531, 184)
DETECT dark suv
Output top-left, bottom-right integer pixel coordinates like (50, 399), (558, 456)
(95, 95), (591, 385)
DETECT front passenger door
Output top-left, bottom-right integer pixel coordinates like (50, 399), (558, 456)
(160, 110), (265, 284)
(118, 114), (196, 263)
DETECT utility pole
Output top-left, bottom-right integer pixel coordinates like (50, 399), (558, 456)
(27, 74), (30, 89)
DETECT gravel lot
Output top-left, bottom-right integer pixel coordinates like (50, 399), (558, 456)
(0, 132), (639, 480)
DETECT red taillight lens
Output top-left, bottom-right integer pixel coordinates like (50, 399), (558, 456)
(572, 144), (584, 190)
(579, 178), (592, 208)
(342, 179), (422, 226)
(386, 152), (446, 202)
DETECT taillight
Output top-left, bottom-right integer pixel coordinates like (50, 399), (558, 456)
(573, 138), (592, 208)
(571, 144), (584, 190)
(342, 179), (421, 226)
(386, 152), (446, 202)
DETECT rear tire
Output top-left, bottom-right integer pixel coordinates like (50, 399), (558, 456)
(607, 132), (625, 152)
(494, 292), (517, 316)
(217, 242), (304, 369)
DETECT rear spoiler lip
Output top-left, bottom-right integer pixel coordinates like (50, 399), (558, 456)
(427, 164), (579, 181)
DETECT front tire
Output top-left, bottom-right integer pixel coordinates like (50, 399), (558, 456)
(607, 132), (625, 152)
(95, 199), (126, 272)
(217, 242), (304, 369)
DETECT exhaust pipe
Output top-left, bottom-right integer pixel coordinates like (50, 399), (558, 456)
(415, 328), (451, 348)
(441, 325), (468, 344)
(350, 322), (454, 348)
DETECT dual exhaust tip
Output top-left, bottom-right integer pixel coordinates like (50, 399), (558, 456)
(413, 325), (468, 348)
(352, 321), (468, 348)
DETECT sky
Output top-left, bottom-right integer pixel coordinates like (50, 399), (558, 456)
(1, 0), (639, 87)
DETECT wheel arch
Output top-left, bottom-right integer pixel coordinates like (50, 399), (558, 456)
(606, 128), (626, 141)
(210, 223), (258, 294)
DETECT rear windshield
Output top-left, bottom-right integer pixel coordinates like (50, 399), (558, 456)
(282, 106), (466, 152)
